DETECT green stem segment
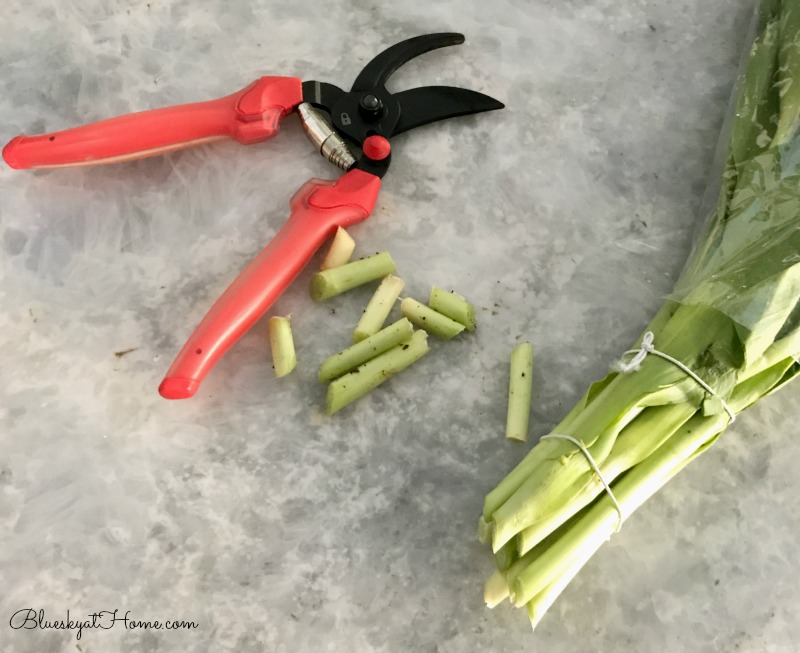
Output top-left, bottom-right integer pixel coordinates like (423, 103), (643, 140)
(326, 329), (430, 414)
(267, 316), (297, 377)
(401, 297), (465, 339)
(353, 275), (406, 342)
(506, 342), (534, 442)
(428, 287), (477, 331)
(318, 318), (414, 382)
(310, 252), (396, 301)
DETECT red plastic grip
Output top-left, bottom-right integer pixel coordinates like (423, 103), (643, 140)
(2, 76), (303, 169)
(158, 169), (382, 400)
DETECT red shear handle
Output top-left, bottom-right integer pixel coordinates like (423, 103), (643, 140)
(159, 169), (382, 400)
(2, 76), (302, 169)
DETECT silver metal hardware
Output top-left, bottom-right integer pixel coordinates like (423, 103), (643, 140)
(297, 102), (356, 171)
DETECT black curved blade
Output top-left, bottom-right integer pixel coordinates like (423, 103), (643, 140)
(392, 86), (504, 136)
(351, 33), (465, 93)
(301, 80), (345, 110)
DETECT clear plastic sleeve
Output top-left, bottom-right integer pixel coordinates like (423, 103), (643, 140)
(669, 0), (800, 363)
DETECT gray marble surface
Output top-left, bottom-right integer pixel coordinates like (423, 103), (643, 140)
(2, 1), (798, 651)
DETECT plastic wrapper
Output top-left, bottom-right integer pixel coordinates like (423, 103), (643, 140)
(670, 0), (800, 364)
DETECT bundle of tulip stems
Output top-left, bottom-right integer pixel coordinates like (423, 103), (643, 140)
(480, 0), (800, 628)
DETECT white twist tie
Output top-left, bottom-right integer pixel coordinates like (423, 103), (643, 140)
(614, 331), (736, 424)
(541, 434), (624, 532)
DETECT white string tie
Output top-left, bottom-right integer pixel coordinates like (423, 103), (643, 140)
(614, 331), (736, 424)
(614, 331), (655, 373)
(541, 434), (624, 531)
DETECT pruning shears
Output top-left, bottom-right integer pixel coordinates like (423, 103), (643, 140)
(2, 33), (503, 399)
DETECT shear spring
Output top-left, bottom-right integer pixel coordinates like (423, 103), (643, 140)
(297, 102), (356, 171)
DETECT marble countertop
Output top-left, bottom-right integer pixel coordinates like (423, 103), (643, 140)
(2, 1), (798, 651)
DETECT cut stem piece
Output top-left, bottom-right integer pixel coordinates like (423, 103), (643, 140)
(318, 317), (414, 382)
(506, 342), (534, 442)
(484, 570), (510, 608)
(310, 252), (396, 301)
(400, 297), (465, 340)
(429, 287), (477, 331)
(326, 330), (430, 414)
(267, 316), (297, 377)
(353, 274), (406, 343)
(320, 226), (356, 270)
